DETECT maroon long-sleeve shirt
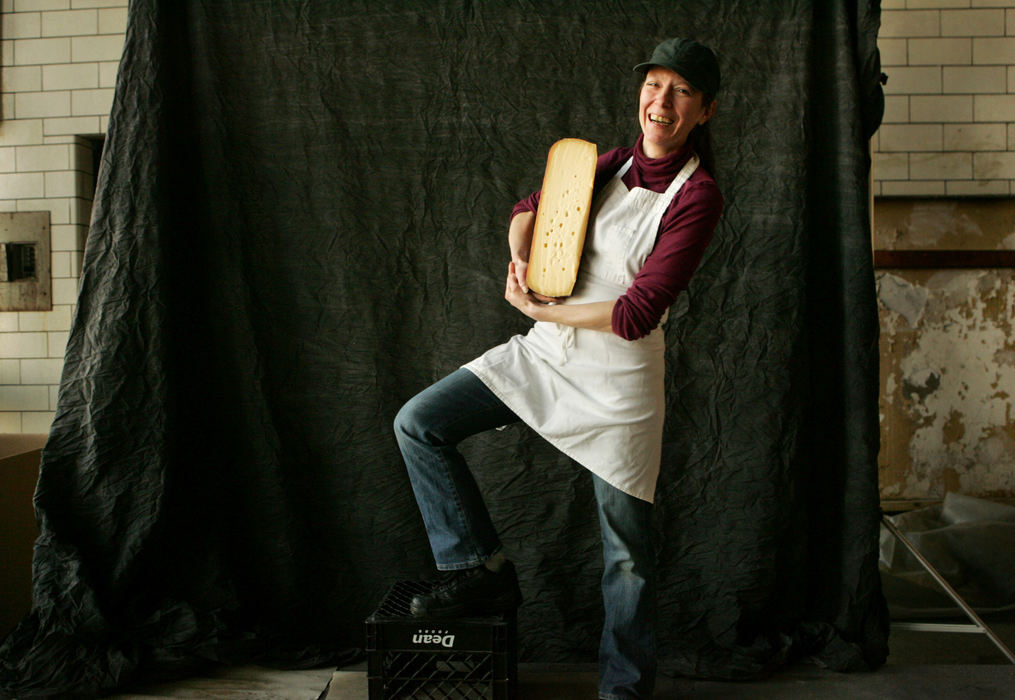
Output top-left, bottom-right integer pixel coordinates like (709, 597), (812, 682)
(512, 136), (722, 340)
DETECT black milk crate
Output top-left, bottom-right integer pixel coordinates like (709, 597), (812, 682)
(365, 579), (518, 699)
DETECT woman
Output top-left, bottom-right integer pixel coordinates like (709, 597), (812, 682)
(394, 37), (722, 699)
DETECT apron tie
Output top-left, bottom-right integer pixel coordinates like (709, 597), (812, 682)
(554, 324), (575, 364)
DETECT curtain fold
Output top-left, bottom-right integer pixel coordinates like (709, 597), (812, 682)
(1, 1), (887, 696)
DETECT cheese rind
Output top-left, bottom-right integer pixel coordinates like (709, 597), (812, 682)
(526, 138), (597, 297)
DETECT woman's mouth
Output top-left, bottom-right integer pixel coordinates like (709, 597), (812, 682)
(648, 114), (674, 126)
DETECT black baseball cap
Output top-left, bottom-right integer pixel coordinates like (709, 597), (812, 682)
(633, 37), (721, 97)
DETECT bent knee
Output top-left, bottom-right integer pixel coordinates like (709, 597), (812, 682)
(393, 398), (419, 439)
(394, 392), (440, 445)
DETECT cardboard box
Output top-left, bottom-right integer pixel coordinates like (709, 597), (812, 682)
(0, 434), (46, 637)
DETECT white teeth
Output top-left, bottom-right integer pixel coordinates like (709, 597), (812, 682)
(649, 114), (673, 125)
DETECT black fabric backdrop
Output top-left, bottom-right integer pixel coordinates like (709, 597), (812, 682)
(1, 1), (888, 697)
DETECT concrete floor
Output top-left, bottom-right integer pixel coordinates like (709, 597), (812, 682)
(105, 659), (1015, 699)
(321, 661), (1015, 699)
(104, 617), (1015, 699)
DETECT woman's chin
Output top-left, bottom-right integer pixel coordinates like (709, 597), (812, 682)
(641, 134), (682, 158)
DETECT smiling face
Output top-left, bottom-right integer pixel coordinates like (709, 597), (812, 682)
(638, 67), (716, 159)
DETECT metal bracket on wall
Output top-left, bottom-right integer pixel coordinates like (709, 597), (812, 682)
(0, 212), (52, 312)
(881, 514), (1015, 664)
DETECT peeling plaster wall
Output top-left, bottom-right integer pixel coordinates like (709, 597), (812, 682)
(878, 269), (1015, 498)
(876, 199), (1015, 500)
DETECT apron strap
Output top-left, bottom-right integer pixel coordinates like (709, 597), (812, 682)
(615, 156), (635, 179)
(658, 153), (700, 211)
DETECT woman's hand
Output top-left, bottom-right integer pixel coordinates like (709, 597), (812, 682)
(507, 261), (563, 307)
(507, 211), (560, 303)
(511, 258), (531, 293)
(505, 262), (545, 320)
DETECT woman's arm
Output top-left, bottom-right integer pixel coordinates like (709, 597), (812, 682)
(612, 179), (723, 339)
(508, 211), (535, 292)
(505, 262), (616, 333)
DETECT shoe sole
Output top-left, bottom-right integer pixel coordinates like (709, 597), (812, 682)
(409, 594), (521, 619)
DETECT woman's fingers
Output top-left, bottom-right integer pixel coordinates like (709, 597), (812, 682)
(511, 260), (529, 292)
(506, 262), (522, 300)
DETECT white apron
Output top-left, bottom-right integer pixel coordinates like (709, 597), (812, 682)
(465, 154), (700, 502)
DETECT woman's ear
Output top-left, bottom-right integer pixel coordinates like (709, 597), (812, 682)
(699, 99), (718, 125)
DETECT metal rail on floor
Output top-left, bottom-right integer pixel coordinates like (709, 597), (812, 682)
(881, 514), (1015, 665)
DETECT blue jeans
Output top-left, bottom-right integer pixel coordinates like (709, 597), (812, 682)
(394, 367), (657, 699)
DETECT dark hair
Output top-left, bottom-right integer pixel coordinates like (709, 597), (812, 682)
(688, 102), (717, 181)
(686, 87), (718, 179)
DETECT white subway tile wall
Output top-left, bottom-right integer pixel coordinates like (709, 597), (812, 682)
(876, 3), (1015, 196)
(1, 1), (126, 433)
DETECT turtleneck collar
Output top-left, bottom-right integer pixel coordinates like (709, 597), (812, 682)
(633, 134), (694, 175)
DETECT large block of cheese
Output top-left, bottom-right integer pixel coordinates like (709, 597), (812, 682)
(526, 138), (597, 298)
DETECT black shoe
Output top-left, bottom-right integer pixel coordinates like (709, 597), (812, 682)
(410, 561), (522, 618)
